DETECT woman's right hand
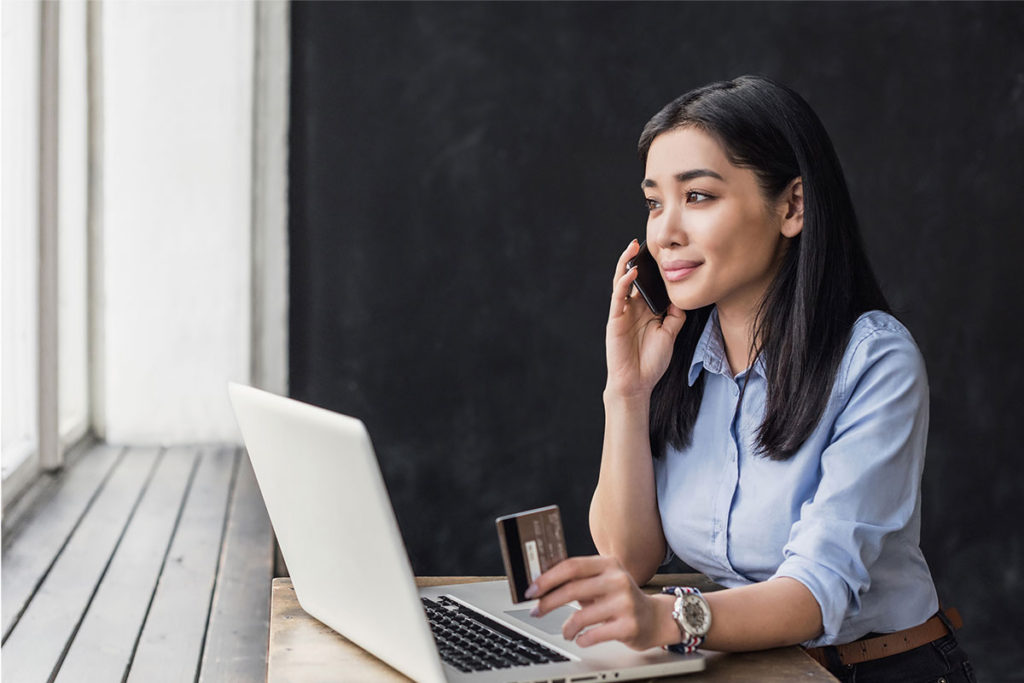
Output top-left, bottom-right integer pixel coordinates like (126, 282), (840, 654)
(605, 240), (686, 401)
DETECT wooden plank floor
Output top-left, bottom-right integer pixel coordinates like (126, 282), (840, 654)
(1, 442), (274, 683)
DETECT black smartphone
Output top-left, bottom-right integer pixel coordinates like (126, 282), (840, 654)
(627, 240), (671, 316)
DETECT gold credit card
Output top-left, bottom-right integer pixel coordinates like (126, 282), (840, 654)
(495, 505), (568, 604)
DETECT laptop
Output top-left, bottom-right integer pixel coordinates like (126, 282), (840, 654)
(227, 382), (705, 682)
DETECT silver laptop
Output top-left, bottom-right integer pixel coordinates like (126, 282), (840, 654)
(228, 383), (704, 682)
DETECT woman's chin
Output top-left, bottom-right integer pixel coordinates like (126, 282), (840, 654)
(669, 293), (712, 312)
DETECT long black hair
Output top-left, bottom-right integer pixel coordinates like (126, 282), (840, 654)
(640, 75), (890, 461)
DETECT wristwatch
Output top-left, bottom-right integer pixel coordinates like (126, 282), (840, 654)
(661, 586), (712, 654)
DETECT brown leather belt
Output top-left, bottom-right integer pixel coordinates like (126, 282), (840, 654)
(804, 608), (963, 668)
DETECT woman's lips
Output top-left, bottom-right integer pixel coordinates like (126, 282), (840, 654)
(662, 260), (702, 282)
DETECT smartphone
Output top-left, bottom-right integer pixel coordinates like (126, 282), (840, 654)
(627, 240), (671, 315)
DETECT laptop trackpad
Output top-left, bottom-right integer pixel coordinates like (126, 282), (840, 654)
(505, 605), (579, 636)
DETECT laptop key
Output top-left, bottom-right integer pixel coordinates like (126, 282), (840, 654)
(424, 594), (566, 671)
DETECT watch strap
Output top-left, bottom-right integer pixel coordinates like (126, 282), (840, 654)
(661, 586), (708, 654)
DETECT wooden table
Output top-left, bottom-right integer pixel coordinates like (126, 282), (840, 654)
(267, 574), (837, 682)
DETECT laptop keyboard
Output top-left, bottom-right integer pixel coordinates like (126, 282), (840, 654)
(421, 595), (570, 673)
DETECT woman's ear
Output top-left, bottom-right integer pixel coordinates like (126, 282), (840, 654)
(779, 177), (804, 238)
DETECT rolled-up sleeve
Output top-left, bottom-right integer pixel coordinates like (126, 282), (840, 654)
(770, 325), (930, 647)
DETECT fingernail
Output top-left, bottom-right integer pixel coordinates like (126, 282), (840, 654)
(530, 606), (540, 617)
(525, 583), (538, 599)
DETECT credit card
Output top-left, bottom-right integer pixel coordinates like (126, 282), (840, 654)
(495, 505), (568, 604)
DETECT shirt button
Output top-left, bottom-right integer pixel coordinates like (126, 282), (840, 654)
(731, 385), (738, 396)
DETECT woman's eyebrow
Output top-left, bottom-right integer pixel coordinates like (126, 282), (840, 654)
(641, 168), (726, 189)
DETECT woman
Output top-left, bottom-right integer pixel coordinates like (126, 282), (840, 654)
(526, 75), (974, 682)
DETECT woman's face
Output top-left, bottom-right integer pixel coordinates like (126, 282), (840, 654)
(643, 126), (795, 315)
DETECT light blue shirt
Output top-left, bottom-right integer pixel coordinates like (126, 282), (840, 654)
(654, 308), (939, 647)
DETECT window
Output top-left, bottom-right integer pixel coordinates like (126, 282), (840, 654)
(2, 0), (42, 485)
(2, 0), (91, 505)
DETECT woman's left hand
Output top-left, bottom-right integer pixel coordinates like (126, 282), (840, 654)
(525, 555), (673, 651)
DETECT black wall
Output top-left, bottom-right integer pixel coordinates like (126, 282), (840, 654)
(289, 3), (1024, 678)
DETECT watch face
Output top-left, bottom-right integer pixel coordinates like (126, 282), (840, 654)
(682, 594), (712, 636)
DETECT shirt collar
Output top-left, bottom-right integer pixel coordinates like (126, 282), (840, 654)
(687, 307), (767, 386)
(688, 308), (726, 386)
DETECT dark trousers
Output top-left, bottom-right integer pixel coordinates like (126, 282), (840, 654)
(821, 611), (976, 683)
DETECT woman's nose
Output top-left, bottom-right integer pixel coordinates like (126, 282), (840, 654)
(652, 201), (687, 249)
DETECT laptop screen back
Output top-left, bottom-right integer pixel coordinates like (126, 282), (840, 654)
(227, 383), (446, 683)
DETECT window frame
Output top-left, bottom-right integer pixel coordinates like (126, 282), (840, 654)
(2, 0), (92, 512)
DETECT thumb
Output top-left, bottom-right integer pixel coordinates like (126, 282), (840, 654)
(659, 304), (687, 339)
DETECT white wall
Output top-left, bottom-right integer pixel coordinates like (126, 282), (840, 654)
(100, 1), (254, 444)
(59, 0), (90, 443)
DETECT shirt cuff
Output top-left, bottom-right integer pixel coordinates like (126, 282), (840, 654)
(771, 555), (853, 647)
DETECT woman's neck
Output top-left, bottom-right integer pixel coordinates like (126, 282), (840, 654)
(716, 301), (760, 378)
(716, 250), (785, 377)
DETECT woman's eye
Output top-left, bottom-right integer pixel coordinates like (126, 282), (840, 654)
(685, 190), (713, 203)
(644, 197), (662, 211)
